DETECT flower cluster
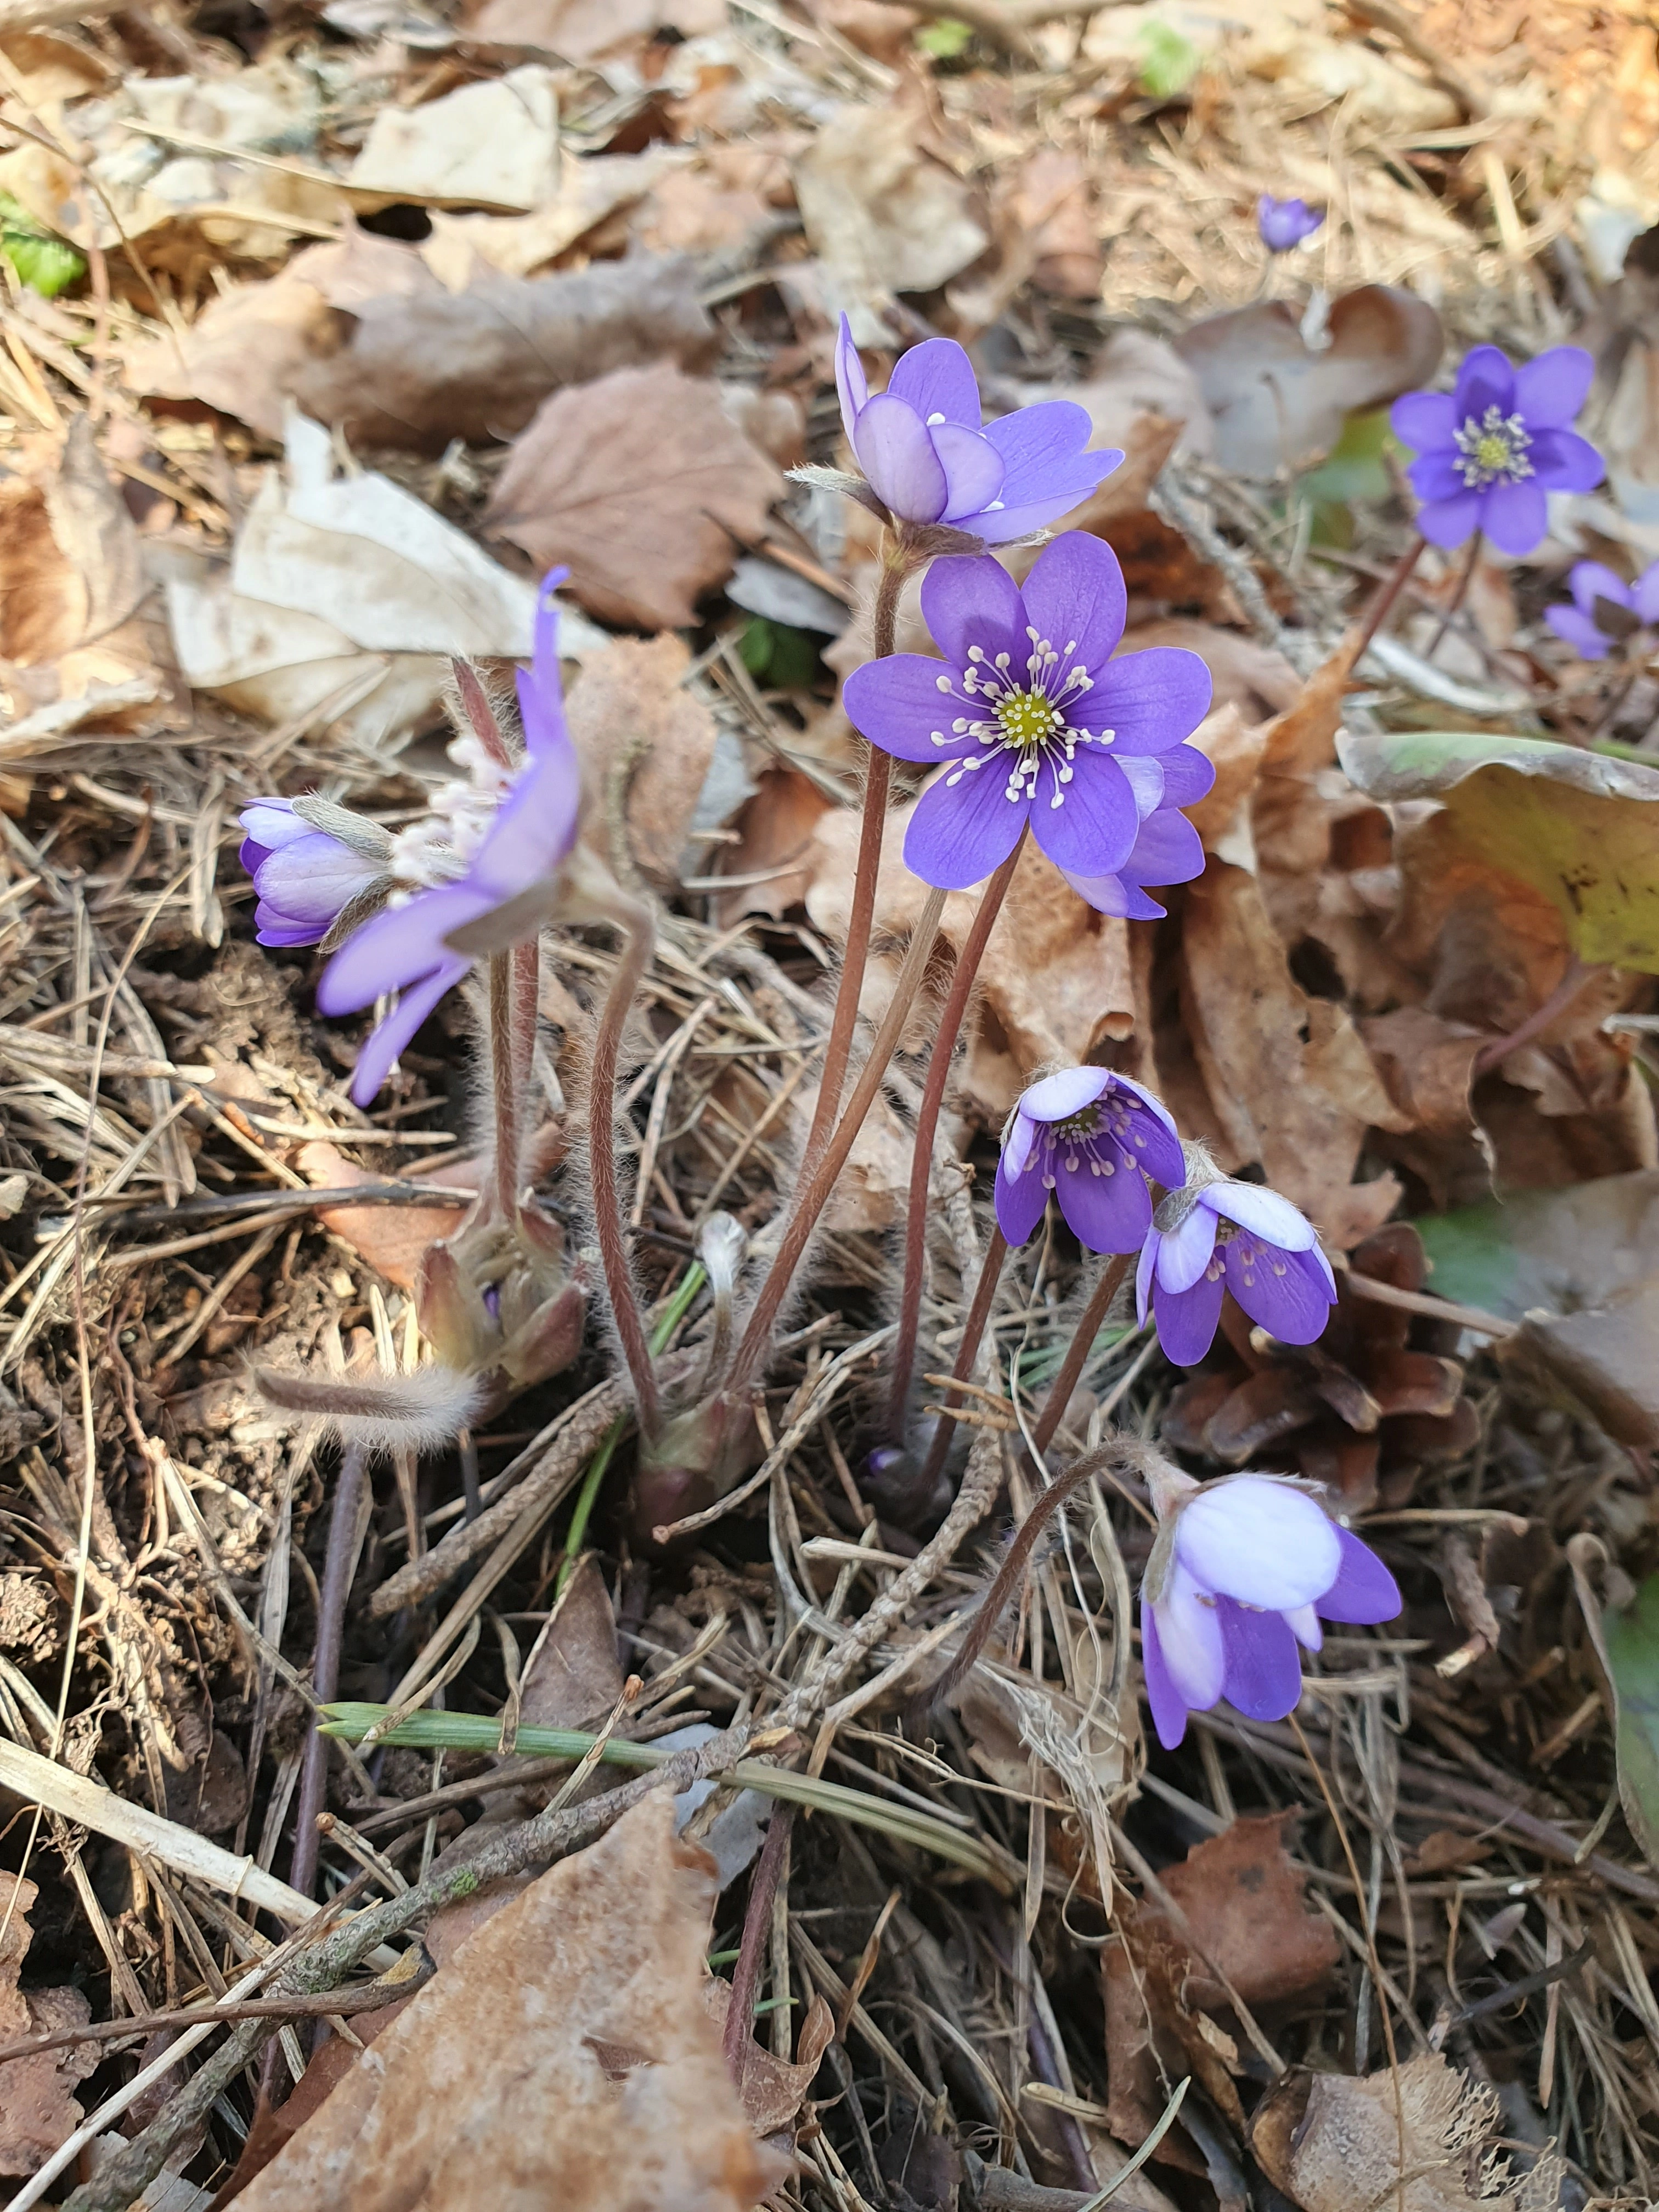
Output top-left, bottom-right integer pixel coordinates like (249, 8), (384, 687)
(1391, 344), (1602, 556)
(1545, 557), (1659, 660)
(1257, 195), (1322, 252)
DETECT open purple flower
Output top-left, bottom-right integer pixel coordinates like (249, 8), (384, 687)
(834, 317), (1121, 542)
(316, 575), (584, 1105)
(1544, 557), (1659, 661)
(1140, 1470), (1402, 1749)
(239, 800), (391, 950)
(1136, 1172), (1336, 1365)
(842, 533), (1212, 890)
(995, 1065), (1185, 1255)
(1257, 195), (1322, 252)
(1390, 345), (1604, 556)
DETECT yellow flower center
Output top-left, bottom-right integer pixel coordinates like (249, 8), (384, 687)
(1453, 404), (1533, 489)
(995, 688), (1063, 750)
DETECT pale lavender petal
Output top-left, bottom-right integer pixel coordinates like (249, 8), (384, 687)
(1093, 647), (1212, 755)
(1153, 1268), (1224, 1365)
(1030, 748), (1139, 878)
(1177, 1474), (1341, 1609)
(470, 741), (580, 899)
(903, 760), (1026, 889)
(317, 882), (483, 1013)
(1286, 1603), (1322, 1652)
(1003, 1104), (1037, 1176)
(1056, 1150), (1153, 1254)
(255, 910), (330, 949)
(1527, 428), (1605, 495)
(919, 555), (1025, 672)
(520, 564), (572, 757)
(1205, 1179), (1316, 1250)
(1135, 1232), (1158, 1326)
(1514, 345), (1593, 429)
(1155, 1202), (1217, 1294)
(1018, 531), (1128, 679)
(887, 336), (982, 428)
(1633, 561), (1659, 625)
(1415, 489), (1483, 548)
(994, 1145), (1052, 1246)
(853, 393), (948, 523)
(1544, 605), (1614, 659)
(1224, 1238), (1337, 1344)
(1570, 561), (1632, 617)
(1217, 1600), (1304, 1722)
(348, 959), (467, 1107)
(1117, 754), (1165, 818)
(1141, 1602), (1191, 1750)
(843, 655), (978, 763)
(834, 313), (868, 445)
(240, 801), (306, 854)
(1154, 1562), (1226, 1710)
(1316, 1524), (1402, 1623)
(1390, 390), (1458, 454)
(1481, 478), (1549, 557)
(934, 424), (1006, 522)
(1019, 1065), (1111, 1122)
(1153, 741), (1215, 808)
(1453, 344), (1515, 423)
(255, 834), (380, 933)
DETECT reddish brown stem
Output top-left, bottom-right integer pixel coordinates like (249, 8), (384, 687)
(915, 1227), (1008, 1502)
(588, 902), (662, 1441)
(1471, 955), (1598, 1077)
(511, 937), (539, 1099)
(1354, 532), (1426, 657)
(1426, 528), (1482, 659)
(886, 837), (1024, 1441)
(1030, 1252), (1132, 1457)
(722, 1804), (793, 2085)
(489, 953), (521, 1222)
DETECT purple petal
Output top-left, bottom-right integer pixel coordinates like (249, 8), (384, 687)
(1453, 345), (1515, 423)
(1414, 489), (1484, 548)
(470, 742), (582, 900)
(934, 424), (1006, 523)
(1118, 755), (1164, 818)
(1093, 647), (1212, 755)
(1528, 428), (1605, 495)
(1003, 1105), (1037, 1177)
(1019, 531), (1128, 679)
(1155, 1201), (1217, 1293)
(1514, 345), (1593, 429)
(239, 800), (306, 853)
(994, 1143), (1052, 1246)
(348, 958), (468, 1107)
(318, 882), (483, 1014)
(1480, 478), (1549, 557)
(853, 393), (948, 524)
(843, 654), (978, 764)
(1390, 390), (1458, 454)
(241, 838), (276, 876)
(1153, 1563), (1226, 1711)
(1544, 605), (1615, 660)
(1141, 1601), (1191, 1750)
(1406, 451), (1471, 504)
(1217, 1600), (1304, 1723)
(1153, 742), (1216, 809)
(1316, 1524), (1402, 1624)
(978, 404), (1120, 536)
(972, 473), (1122, 542)
(1030, 748), (1139, 878)
(1224, 1239), (1336, 1345)
(902, 761), (1027, 889)
(1177, 1475), (1341, 1609)
(835, 313), (868, 446)
(1153, 1269), (1224, 1366)
(1633, 560), (1659, 626)
(1205, 1180), (1316, 1250)
(887, 337), (982, 428)
(1056, 1152), (1153, 1255)
(919, 555), (1025, 674)
(1064, 867), (1165, 921)
(520, 563), (573, 757)
(1570, 561), (1632, 617)
(255, 834), (381, 931)
(1121, 805), (1204, 892)
(1135, 1232), (1158, 1327)
(1019, 1065), (1111, 1122)
(255, 911), (328, 949)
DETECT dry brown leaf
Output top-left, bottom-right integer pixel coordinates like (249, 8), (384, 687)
(714, 768), (835, 924)
(486, 364), (783, 629)
(631, 145), (791, 258)
(701, 1982), (836, 2135)
(1015, 147), (1101, 300)
(1185, 703), (1269, 850)
(1156, 1812), (1341, 2011)
(0, 1872), (97, 2179)
(424, 153), (682, 283)
(123, 233), (715, 451)
(565, 633), (721, 889)
(1361, 1006), (1484, 1138)
(518, 1551), (625, 1730)
(804, 0), (918, 63)
(1125, 618), (1300, 724)
(237, 1793), (789, 2212)
(464, 0), (723, 60)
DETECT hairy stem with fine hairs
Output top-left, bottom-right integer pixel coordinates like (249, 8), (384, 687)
(1030, 1251), (1132, 1457)
(587, 896), (662, 1441)
(488, 952), (522, 1222)
(511, 936), (539, 1099)
(289, 1443), (366, 1901)
(914, 1226), (1008, 1505)
(886, 835), (1024, 1442)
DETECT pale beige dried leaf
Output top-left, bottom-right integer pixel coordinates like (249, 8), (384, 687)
(238, 1794), (789, 2212)
(1015, 147), (1101, 300)
(41, 413), (145, 645)
(1285, 2052), (1562, 2212)
(464, 0), (724, 60)
(487, 364), (783, 629)
(565, 633), (721, 889)
(423, 152), (678, 283)
(347, 65), (559, 211)
(0, 1874), (97, 2179)
(1184, 703), (1268, 850)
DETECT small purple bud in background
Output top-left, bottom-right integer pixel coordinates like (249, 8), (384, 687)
(995, 1065), (1185, 1255)
(1257, 195), (1323, 253)
(1139, 1467), (1401, 1748)
(239, 798), (392, 950)
(1390, 343), (1604, 557)
(1136, 1166), (1336, 1365)
(1544, 557), (1659, 661)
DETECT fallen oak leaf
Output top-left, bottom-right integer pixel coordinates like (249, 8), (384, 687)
(563, 633), (721, 890)
(0, 1874), (98, 2180)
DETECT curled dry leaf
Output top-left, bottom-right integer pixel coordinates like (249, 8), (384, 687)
(0, 1873), (98, 2179)
(237, 1793), (789, 2212)
(346, 64), (560, 212)
(423, 152), (684, 284)
(486, 364), (784, 629)
(565, 633), (722, 890)
(702, 1982), (836, 2135)
(462, 0), (724, 60)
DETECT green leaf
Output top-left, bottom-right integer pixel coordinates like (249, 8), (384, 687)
(1297, 408), (1397, 510)
(1589, 1568), (1659, 1864)
(1136, 20), (1199, 98)
(1338, 726), (1659, 972)
(0, 191), (84, 297)
(737, 615), (819, 689)
(916, 14), (973, 54)
(738, 616), (774, 676)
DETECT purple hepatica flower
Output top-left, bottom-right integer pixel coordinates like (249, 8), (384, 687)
(316, 574), (584, 1107)
(1060, 737), (1214, 919)
(239, 800), (391, 950)
(1141, 1470), (1402, 1749)
(842, 532), (1212, 891)
(835, 316), (1121, 541)
(995, 1065), (1186, 1255)
(1390, 344), (1604, 557)
(1257, 195), (1323, 252)
(1544, 557), (1659, 661)
(1136, 1173), (1336, 1365)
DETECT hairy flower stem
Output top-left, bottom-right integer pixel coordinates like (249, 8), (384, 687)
(588, 897), (662, 1441)
(1030, 1252), (1132, 1457)
(885, 835), (1024, 1443)
(799, 554), (910, 1173)
(1426, 527), (1482, 658)
(719, 885), (949, 1435)
(488, 952), (522, 1222)
(1353, 532), (1426, 657)
(511, 937), (539, 1097)
(722, 1802), (793, 2084)
(915, 1227), (1008, 1502)
(290, 1444), (367, 1901)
